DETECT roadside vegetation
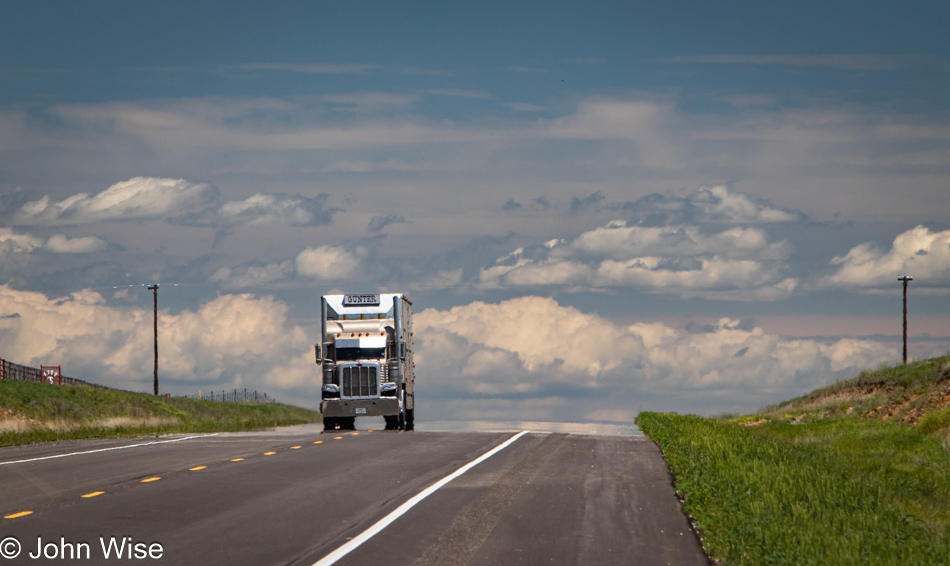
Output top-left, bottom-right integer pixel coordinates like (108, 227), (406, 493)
(0, 379), (322, 446)
(637, 356), (950, 565)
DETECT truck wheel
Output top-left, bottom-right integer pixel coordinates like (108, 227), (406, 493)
(323, 417), (337, 431)
(405, 409), (414, 431)
(340, 417), (356, 430)
(384, 415), (400, 430)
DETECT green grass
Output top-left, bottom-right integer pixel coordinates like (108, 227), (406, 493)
(636, 357), (950, 565)
(0, 379), (322, 446)
(637, 413), (950, 565)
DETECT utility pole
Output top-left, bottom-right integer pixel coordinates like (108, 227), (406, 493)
(148, 284), (159, 394)
(897, 275), (913, 364)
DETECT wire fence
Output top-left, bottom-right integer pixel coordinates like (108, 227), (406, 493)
(0, 357), (102, 387)
(1, 357), (274, 403)
(178, 389), (274, 403)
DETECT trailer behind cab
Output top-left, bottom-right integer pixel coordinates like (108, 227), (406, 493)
(316, 293), (415, 431)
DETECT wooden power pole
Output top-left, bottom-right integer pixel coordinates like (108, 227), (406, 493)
(897, 275), (913, 364)
(148, 284), (159, 394)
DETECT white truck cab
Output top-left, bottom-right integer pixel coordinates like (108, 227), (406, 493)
(316, 293), (415, 431)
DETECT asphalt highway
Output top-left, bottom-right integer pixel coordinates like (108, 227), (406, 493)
(0, 426), (708, 565)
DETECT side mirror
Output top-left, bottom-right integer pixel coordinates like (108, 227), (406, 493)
(315, 344), (322, 365)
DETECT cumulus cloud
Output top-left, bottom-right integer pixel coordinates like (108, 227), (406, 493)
(0, 228), (108, 255)
(43, 234), (109, 253)
(612, 185), (803, 226)
(478, 221), (795, 298)
(0, 286), (315, 393)
(827, 225), (950, 287)
(295, 244), (365, 279)
(168, 192), (338, 229)
(0, 227), (43, 255)
(414, 297), (895, 420)
(474, 185), (803, 297)
(14, 177), (217, 225)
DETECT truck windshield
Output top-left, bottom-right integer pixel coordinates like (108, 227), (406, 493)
(336, 347), (385, 361)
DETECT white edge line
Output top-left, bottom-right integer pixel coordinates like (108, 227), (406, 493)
(311, 430), (530, 566)
(0, 434), (219, 466)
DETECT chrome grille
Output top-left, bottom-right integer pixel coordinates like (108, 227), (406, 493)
(341, 365), (378, 398)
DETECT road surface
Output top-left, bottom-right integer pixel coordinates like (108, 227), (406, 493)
(0, 425), (708, 565)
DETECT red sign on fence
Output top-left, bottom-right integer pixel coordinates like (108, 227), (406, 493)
(40, 365), (62, 385)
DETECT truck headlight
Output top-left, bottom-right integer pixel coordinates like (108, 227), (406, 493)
(322, 383), (340, 399)
(380, 382), (397, 397)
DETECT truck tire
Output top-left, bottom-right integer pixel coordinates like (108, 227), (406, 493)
(323, 417), (337, 431)
(384, 415), (400, 430)
(405, 408), (414, 431)
(339, 417), (356, 430)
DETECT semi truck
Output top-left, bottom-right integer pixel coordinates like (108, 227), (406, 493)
(316, 293), (415, 431)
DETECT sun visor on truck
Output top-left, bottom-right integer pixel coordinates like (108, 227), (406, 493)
(335, 335), (387, 349)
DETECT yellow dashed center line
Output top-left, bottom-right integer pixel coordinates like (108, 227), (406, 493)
(367, 430), (374, 433)
(4, 511), (33, 519)
(264, 451), (276, 455)
(190, 466), (207, 471)
(231, 458), (245, 462)
(351, 432), (360, 436)
(314, 441), (323, 444)
(334, 436), (343, 440)
(141, 477), (161, 483)
(290, 446), (301, 450)
(81, 491), (105, 498)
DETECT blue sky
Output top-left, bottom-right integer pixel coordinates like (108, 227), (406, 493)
(1, 1), (949, 422)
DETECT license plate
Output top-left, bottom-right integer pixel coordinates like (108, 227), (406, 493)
(355, 408), (367, 414)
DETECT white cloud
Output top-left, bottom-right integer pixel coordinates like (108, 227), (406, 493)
(414, 297), (895, 419)
(0, 286), (314, 392)
(43, 234), (108, 253)
(827, 225), (950, 287)
(0, 228), (107, 255)
(546, 98), (668, 141)
(615, 185), (802, 226)
(564, 223), (783, 260)
(295, 245), (364, 279)
(169, 192), (336, 228)
(478, 221), (795, 298)
(14, 177), (217, 225)
(0, 227), (43, 255)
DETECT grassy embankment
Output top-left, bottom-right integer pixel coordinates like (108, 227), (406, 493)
(636, 356), (950, 565)
(0, 379), (322, 447)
